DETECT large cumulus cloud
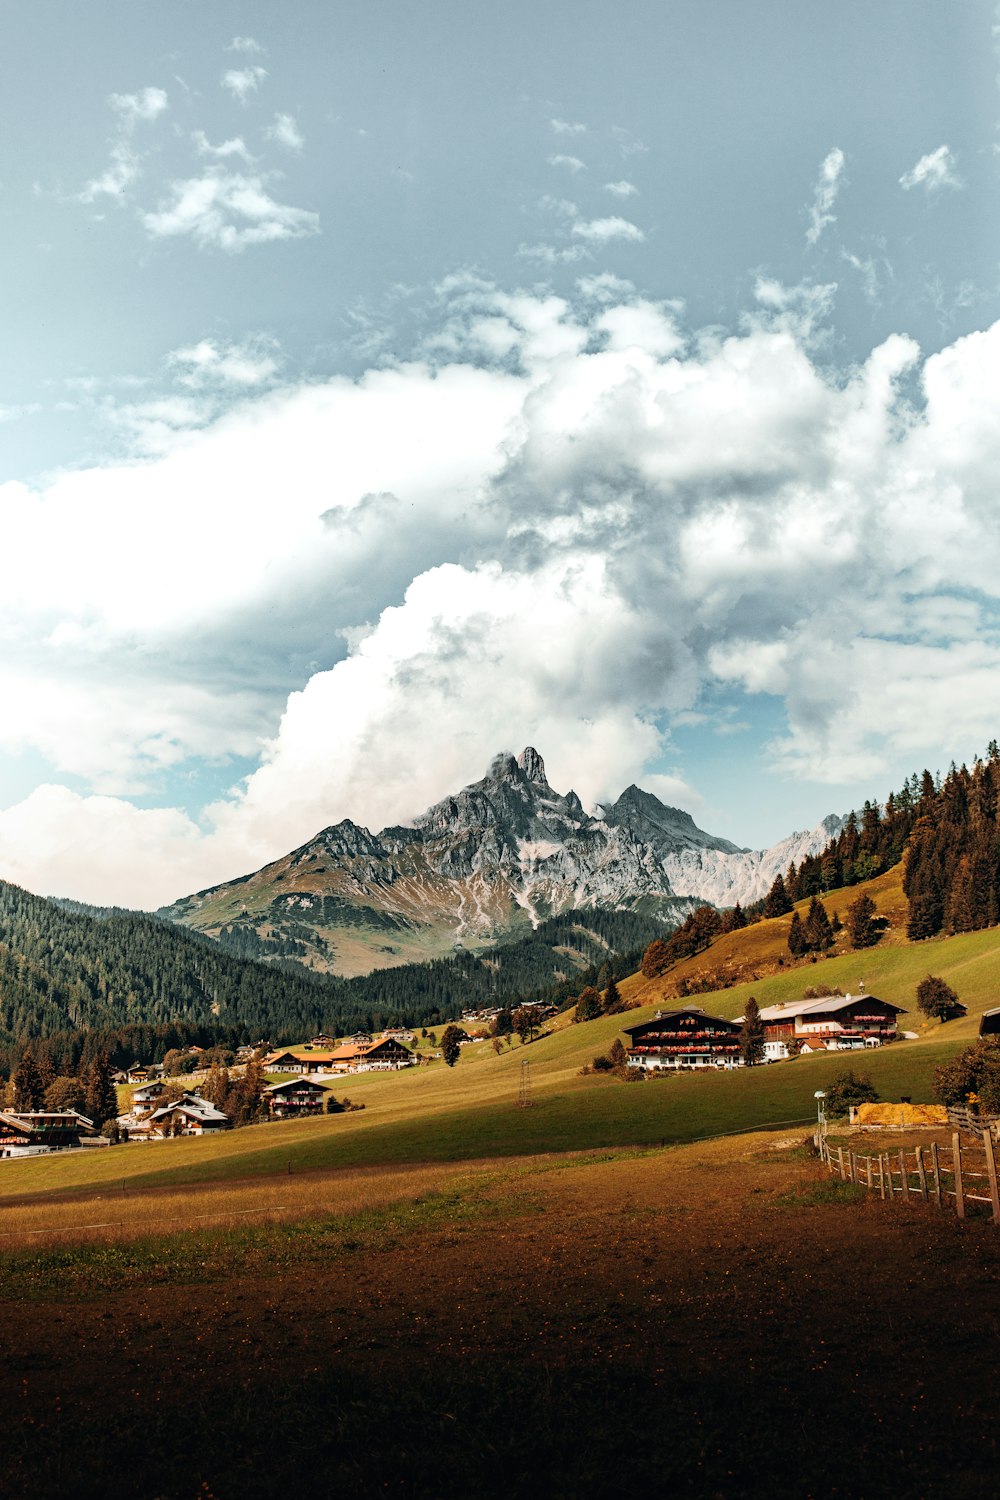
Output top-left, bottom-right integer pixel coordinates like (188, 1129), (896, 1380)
(3, 279), (1000, 906)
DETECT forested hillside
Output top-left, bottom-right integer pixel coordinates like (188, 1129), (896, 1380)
(768, 743), (1000, 944)
(0, 880), (663, 1072)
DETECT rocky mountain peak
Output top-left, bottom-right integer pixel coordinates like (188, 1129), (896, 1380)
(487, 751), (523, 785)
(517, 746), (548, 785)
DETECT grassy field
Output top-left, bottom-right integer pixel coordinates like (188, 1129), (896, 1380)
(3, 1130), (999, 1499)
(3, 915), (998, 1209)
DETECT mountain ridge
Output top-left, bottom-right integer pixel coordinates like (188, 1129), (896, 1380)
(160, 747), (842, 976)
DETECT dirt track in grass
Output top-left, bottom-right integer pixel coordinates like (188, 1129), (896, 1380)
(3, 1131), (999, 1500)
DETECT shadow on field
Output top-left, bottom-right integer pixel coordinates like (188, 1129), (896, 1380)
(2, 1135), (998, 1500)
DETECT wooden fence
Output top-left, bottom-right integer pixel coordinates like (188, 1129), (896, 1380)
(946, 1104), (1000, 1142)
(818, 1129), (1000, 1226)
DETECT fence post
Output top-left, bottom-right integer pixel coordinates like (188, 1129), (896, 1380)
(849, 1150), (858, 1183)
(915, 1146), (928, 1202)
(878, 1153), (885, 1199)
(838, 1147), (846, 1180)
(899, 1149), (909, 1201)
(930, 1141), (942, 1208)
(953, 1133), (965, 1220)
(984, 1130), (1000, 1227)
(866, 1156), (873, 1191)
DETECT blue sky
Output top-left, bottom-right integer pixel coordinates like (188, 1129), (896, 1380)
(1, 1), (999, 905)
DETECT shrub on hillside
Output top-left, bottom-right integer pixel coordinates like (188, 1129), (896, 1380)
(934, 1039), (1000, 1113)
(823, 1070), (879, 1116)
(916, 974), (965, 1023)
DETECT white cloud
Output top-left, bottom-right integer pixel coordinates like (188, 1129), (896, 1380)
(899, 144), (962, 193)
(611, 126), (648, 158)
(516, 241), (589, 264)
(571, 216), (645, 244)
(167, 337), (282, 388)
(78, 86), (169, 203)
(79, 142), (140, 202)
(547, 154), (585, 173)
(109, 87), (169, 125)
(550, 118), (586, 135)
(537, 195), (578, 217)
(806, 147), (845, 245)
(193, 131), (254, 162)
(227, 36), (265, 54)
(604, 180), (638, 198)
(6, 282), (1000, 904)
(266, 113), (305, 151)
(222, 66), (268, 104)
(142, 171), (320, 251)
(576, 272), (636, 302)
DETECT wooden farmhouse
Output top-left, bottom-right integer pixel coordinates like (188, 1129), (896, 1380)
(327, 1037), (414, 1072)
(144, 1093), (230, 1137)
(758, 993), (905, 1060)
(980, 1007), (1000, 1038)
(262, 1048), (339, 1076)
(0, 1110), (96, 1157)
(622, 1008), (743, 1071)
(265, 1078), (328, 1118)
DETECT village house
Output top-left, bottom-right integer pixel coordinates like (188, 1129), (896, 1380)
(0, 1110), (96, 1157)
(144, 1093), (230, 1137)
(622, 1008), (743, 1070)
(326, 1037), (414, 1073)
(375, 1027), (417, 1045)
(758, 993), (906, 1060)
(265, 1078), (329, 1118)
(980, 1007), (1000, 1038)
(262, 1047), (339, 1076)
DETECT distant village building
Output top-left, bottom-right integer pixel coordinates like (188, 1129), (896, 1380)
(0, 1110), (96, 1157)
(622, 1008), (743, 1070)
(980, 1008), (1000, 1038)
(265, 1078), (328, 1118)
(144, 1093), (230, 1137)
(262, 1048), (339, 1076)
(758, 994), (905, 1059)
(326, 1038), (414, 1073)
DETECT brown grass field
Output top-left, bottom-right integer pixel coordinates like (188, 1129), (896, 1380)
(2, 1129), (1000, 1499)
(5, 879), (1000, 1496)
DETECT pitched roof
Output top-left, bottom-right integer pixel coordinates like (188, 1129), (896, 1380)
(757, 993), (905, 1021)
(147, 1093), (229, 1123)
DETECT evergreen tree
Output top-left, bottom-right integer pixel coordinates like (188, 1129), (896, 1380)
(603, 976), (625, 1014)
(803, 896), (833, 951)
(787, 911), (807, 958)
(83, 1052), (118, 1126)
(739, 997), (765, 1067)
(845, 893), (879, 949)
(729, 902), (747, 930)
(11, 1050), (44, 1111)
(763, 875), (793, 919)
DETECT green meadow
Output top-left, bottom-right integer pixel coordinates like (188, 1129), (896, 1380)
(3, 919), (998, 1204)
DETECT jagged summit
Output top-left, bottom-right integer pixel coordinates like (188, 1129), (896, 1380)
(161, 747), (843, 978)
(517, 746), (548, 785)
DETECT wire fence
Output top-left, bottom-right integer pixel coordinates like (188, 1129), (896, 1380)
(818, 1128), (1000, 1226)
